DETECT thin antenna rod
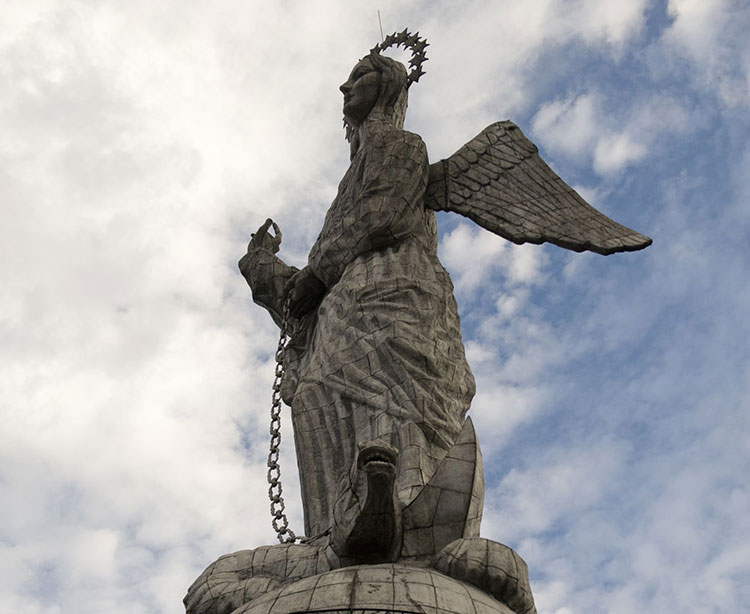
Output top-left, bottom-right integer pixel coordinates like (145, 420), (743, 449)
(377, 10), (384, 42)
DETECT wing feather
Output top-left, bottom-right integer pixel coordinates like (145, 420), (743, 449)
(425, 121), (652, 255)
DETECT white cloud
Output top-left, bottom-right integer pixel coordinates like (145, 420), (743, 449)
(532, 93), (601, 158)
(1, 2), (747, 614)
(484, 439), (629, 536)
(439, 223), (547, 299)
(663, 0), (750, 107)
(406, 0), (652, 157)
(593, 130), (647, 174)
(574, 0), (649, 47)
(470, 381), (549, 455)
(532, 91), (693, 176)
(509, 243), (548, 284)
(495, 288), (530, 320)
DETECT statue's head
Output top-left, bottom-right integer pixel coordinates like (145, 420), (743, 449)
(341, 31), (428, 149)
(340, 53), (408, 129)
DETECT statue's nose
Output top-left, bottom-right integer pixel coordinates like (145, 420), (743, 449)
(340, 82), (351, 94)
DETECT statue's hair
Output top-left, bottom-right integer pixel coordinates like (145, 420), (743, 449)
(368, 52), (408, 125)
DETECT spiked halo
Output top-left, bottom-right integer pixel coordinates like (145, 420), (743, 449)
(370, 29), (429, 88)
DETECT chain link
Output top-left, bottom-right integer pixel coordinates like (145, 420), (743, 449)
(267, 296), (302, 543)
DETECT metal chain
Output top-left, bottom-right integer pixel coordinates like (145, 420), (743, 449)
(267, 296), (302, 543)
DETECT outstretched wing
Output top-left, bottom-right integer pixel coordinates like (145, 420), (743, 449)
(425, 121), (652, 255)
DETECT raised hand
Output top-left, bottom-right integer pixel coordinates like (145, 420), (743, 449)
(248, 218), (282, 254)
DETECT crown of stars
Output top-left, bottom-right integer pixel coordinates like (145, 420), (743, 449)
(370, 29), (429, 88)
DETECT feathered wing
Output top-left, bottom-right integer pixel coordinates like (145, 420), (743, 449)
(425, 121), (652, 255)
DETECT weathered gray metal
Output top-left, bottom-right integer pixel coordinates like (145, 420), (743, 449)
(185, 29), (650, 614)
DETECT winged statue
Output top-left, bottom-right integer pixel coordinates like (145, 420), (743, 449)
(425, 119), (650, 254)
(184, 30), (650, 614)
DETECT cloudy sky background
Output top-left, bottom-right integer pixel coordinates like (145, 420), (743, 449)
(1, 1), (748, 613)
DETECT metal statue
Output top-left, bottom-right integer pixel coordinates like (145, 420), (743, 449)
(185, 30), (650, 614)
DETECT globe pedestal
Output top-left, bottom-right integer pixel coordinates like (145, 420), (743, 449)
(232, 564), (519, 614)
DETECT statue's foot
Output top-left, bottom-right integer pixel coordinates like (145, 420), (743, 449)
(431, 537), (537, 614)
(335, 441), (402, 564)
(184, 543), (329, 614)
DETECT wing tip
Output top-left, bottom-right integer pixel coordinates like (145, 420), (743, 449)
(589, 233), (653, 255)
(543, 232), (652, 255)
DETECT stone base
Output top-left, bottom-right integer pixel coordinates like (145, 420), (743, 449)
(231, 564), (518, 614)
(185, 538), (536, 614)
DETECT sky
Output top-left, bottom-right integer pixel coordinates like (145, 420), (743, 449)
(1, 1), (748, 613)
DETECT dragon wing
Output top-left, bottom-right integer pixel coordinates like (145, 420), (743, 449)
(425, 121), (652, 255)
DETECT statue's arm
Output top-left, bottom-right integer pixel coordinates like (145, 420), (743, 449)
(238, 219), (298, 328)
(307, 132), (429, 288)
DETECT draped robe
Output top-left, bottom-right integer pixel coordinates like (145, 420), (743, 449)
(243, 120), (475, 539)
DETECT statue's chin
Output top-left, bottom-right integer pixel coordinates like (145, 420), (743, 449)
(343, 112), (360, 126)
(343, 102), (376, 126)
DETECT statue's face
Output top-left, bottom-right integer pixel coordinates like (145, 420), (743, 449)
(340, 58), (380, 124)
